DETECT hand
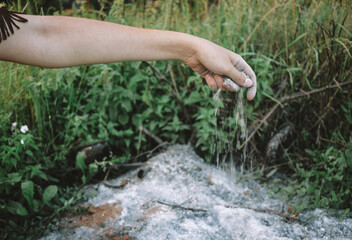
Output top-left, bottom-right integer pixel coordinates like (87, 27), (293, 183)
(183, 38), (257, 100)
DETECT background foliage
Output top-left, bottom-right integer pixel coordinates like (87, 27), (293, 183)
(1, 0), (351, 238)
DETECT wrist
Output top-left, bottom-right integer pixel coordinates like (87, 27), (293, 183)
(158, 31), (199, 62)
(177, 33), (199, 62)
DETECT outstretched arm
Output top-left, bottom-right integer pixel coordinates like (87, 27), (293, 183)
(0, 15), (257, 99)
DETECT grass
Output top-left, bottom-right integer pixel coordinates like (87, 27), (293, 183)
(0, 0), (352, 238)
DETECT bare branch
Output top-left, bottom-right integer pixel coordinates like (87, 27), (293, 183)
(139, 125), (165, 145)
(224, 205), (299, 221)
(157, 201), (207, 212)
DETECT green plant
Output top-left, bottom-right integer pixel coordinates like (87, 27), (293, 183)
(279, 136), (352, 212)
(1, 0), (352, 238)
(0, 122), (60, 238)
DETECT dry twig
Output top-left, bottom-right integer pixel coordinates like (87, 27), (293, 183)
(157, 201), (207, 212)
(139, 125), (165, 145)
(142, 61), (167, 82)
(102, 168), (129, 188)
(102, 179), (129, 189)
(224, 205), (299, 221)
(279, 80), (352, 102)
(239, 103), (280, 149)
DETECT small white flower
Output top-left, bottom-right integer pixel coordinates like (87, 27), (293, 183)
(12, 122), (17, 127)
(20, 139), (24, 145)
(20, 125), (29, 133)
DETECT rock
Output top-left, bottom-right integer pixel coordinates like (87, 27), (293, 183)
(266, 124), (292, 164)
(41, 145), (352, 240)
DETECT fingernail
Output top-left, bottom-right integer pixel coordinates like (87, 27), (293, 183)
(244, 78), (253, 88)
(247, 88), (256, 100)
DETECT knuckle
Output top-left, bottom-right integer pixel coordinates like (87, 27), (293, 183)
(234, 55), (243, 65)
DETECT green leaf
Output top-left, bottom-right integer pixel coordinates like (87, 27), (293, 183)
(128, 72), (148, 89)
(142, 90), (151, 106)
(42, 185), (58, 206)
(111, 156), (126, 164)
(121, 99), (132, 112)
(262, 92), (283, 106)
(81, 175), (87, 184)
(33, 199), (40, 212)
(117, 129), (133, 137)
(21, 181), (34, 210)
(130, 61), (142, 69)
(76, 152), (86, 173)
(118, 112), (129, 125)
(274, 33), (307, 58)
(7, 172), (22, 185)
(89, 163), (98, 177)
(107, 122), (120, 136)
(187, 75), (200, 85)
(7, 201), (28, 216)
(25, 149), (34, 159)
(16, 206), (29, 216)
(30, 164), (48, 180)
(266, 168), (278, 178)
(184, 92), (203, 105)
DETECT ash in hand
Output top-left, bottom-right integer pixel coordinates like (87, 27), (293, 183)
(223, 71), (251, 92)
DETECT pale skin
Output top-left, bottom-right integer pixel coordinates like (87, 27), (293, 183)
(0, 15), (257, 100)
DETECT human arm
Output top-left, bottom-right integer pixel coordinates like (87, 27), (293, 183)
(0, 15), (257, 99)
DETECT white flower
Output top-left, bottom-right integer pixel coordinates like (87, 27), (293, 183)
(20, 139), (24, 145)
(12, 122), (17, 127)
(20, 125), (29, 133)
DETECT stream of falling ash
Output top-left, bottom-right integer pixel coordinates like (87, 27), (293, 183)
(212, 72), (249, 174)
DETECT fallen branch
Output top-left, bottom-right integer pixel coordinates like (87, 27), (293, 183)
(139, 125), (165, 145)
(279, 79), (352, 102)
(224, 205), (298, 221)
(102, 168), (129, 188)
(102, 179), (129, 189)
(157, 201), (207, 212)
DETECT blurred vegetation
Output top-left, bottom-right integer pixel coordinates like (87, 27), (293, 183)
(1, 0), (351, 238)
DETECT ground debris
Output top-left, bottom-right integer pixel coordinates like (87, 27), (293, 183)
(58, 202), (122, 229)
(42, 145), (352, 240)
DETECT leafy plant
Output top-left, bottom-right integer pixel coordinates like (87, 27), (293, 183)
(280, 137), (352, 212)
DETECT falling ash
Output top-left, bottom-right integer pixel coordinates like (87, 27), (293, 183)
(212, 72), (250, 174)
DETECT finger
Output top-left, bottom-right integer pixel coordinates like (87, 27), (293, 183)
(205, 74), (218, 90)
(247, 80), (257, 100)
(226, 63), (253, 88)
(214, 75), (225, 90)
(233, 56), (257, 99)
(223, 77), (241, 92)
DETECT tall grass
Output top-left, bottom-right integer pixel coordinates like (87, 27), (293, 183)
(0, 0), (351, 238)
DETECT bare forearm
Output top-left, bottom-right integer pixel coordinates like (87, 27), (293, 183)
(0, 14), (257, 99)
(0, 15), (197, 68)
